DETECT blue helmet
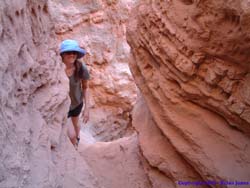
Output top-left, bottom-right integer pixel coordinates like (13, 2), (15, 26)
(60, 39), (86, 59)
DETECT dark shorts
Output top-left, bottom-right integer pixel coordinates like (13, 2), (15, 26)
(67, 102), (83, 118)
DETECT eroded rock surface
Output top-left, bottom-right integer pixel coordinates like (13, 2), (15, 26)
(0, 1), (100, 187)
(0, 1), (150, 188)
(127, 0), (250, 187)
(133, 96), (209, 188)
(79, 133), (151, 188)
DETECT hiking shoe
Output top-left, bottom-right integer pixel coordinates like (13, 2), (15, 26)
(74, 143), (78, 150)
(76, 137), (80, 146)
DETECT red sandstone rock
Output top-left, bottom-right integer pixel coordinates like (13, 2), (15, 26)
(78, 133), (151, 188)
(127, 0), (250, 186)
(0, 1), (100, 187)
(133, 96), (209, 188)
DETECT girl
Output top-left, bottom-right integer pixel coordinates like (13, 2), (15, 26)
(60, 39), (90, 148)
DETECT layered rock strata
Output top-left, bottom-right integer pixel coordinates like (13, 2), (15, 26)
(128, 0), (250, 187)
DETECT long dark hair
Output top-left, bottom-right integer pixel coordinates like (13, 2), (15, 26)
(74, 60), (83, 80)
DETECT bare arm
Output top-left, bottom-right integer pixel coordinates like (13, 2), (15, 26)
(82, 80), (90, 123)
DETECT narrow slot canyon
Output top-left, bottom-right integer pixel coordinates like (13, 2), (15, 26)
(0, 1), (250, 188)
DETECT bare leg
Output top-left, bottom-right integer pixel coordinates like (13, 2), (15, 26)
(71, 116), (80, 145)
(70, 136), (76, 145)
(67, 121), (76, 145)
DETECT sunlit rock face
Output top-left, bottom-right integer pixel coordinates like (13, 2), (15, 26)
(0, 1), (99, 187)
(79, 133), (151, 188)
(48, 0), (138, 141)
(128, 0), (250, 186)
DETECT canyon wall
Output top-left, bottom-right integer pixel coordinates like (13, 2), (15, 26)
(48, 0), (138, 141)
(0, 1), (150, 188)
(2, 0), (250, 187)
(128, 0), (250, 187)
(0, 1), (100, 187)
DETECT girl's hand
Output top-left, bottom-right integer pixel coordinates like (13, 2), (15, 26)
(82, 108), (89, 124)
